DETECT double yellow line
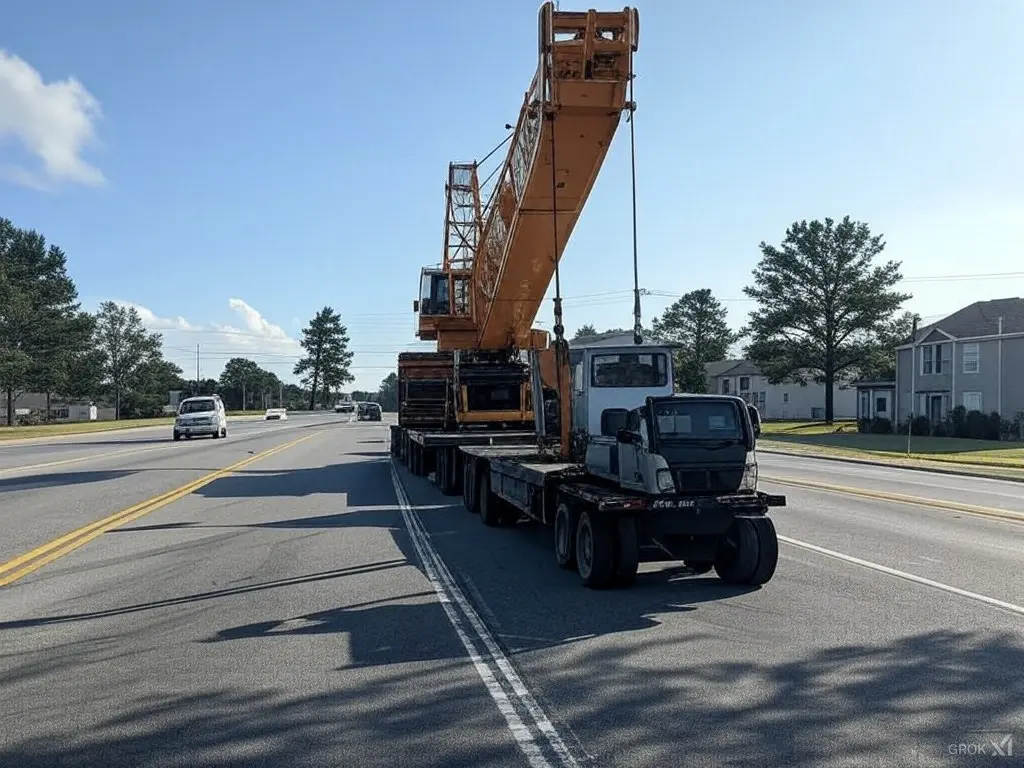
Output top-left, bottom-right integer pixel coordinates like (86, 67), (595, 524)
(0, 430), (323, 588)
(763, 474), (1024, 525)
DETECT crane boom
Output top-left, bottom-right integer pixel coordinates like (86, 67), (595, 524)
(416, 2), (639, 352)
(403, 2), (639, 440)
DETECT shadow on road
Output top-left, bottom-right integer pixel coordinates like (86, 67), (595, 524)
(0, 469), (138, 493)
(0, 624), (1020, 767)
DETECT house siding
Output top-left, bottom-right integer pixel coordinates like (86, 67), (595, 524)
(712, 373), (856, 420)
(896, 334), (1024, 422)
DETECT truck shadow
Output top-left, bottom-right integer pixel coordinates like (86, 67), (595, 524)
(0, 469), (137, 493)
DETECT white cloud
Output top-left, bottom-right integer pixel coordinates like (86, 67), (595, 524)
(110, 298), (302, 382)
(0, 49), (105, 190)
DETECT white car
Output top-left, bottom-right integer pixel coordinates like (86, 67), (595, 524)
(174, 395), (228, 440)
(264, 408), (288, 421)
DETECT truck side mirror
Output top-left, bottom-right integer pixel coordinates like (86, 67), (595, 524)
(616, 428), (635, 444)
(412, 299), (420, 313)
(747, 404), (761, 438)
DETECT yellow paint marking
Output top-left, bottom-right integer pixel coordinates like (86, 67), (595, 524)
(762, 474), (1024, 525)
(0, 430), (323, 587)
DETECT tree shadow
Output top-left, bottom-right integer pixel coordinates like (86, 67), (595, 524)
(0, 469), (138, 493)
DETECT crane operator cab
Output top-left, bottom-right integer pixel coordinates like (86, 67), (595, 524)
(417, 268), (450, 317)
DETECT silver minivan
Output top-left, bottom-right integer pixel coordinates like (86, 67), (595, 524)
(173, 395), (228, 440)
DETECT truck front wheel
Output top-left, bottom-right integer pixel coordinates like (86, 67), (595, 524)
(714, 516), (778, 586)
(575, 510), (615, 589)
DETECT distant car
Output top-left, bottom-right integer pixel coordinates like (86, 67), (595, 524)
(174, 395), (228, 440)
(357, 402), (382, 421)
(335, 401), (354, 414)
(264, 408), (288, 421)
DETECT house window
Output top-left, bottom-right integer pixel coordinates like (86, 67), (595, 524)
(754, 391), (765, 409)
(721, 379), (731, 394)
(783, 392), (789, 403)
(962, 343), (979, 374)
(920, 345), (933, 375)
(739, 376), (750, 391)
(963, 391), (982, 412)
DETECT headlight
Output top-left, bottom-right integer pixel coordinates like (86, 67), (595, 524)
(656, 468), (675, 493)
(739, 462), (758, 492)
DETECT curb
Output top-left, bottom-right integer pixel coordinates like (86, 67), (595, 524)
(757, 444), (1024, 484)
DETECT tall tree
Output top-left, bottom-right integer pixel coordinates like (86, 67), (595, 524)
(293, 306), (355, 410)
(573, 324), (598, 340)
(743, 216), (912, 422)
(377, 372), (398, 411)
(93, 301), (164, 419)
(651, 289), (739, 393)
(0, 218), (85, 425)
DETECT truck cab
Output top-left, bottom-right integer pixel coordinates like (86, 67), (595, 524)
(606, 394), (762, 496)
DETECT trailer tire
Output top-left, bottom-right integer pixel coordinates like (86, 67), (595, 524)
(575, 510), (615, 589)
(463, 461), (478, 513)
(438, 449), (458, 496)
(613, 516), (640, 587)
(554, 501), (576, 569)
(713, 517), (760, 585)
(478, 470), (507, 527)
(746, 516), (778, 586)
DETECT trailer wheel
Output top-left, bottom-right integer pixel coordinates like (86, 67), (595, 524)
(746, 516), (778, 586)
(713, 517), (761, 585)
(613, 516), (640, 587)
(437, 449), (458, 496)
(575, 510), (615, 588)
(463, 461), (478, 514)
(554, 501), (576, 569)
(478, 469), (513, 527)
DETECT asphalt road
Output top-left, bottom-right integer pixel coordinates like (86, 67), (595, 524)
(1, 418), (1021, 767)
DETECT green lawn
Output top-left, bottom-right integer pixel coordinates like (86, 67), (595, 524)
(759, 420), (1024, 471)
(0, 411), (258, 441)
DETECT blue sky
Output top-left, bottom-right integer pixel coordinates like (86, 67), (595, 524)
(2, 0), (1022, 393)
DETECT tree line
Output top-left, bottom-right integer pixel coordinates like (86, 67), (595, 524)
(574, 216), (914, 422)
(0, 215), (385, 425)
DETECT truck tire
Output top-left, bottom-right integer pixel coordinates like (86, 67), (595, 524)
(746, 516), (779, 586)
(554, 501), (576, 569)
(613, 516), (640, 587)
(575, 510), (615, 589)
(713, 517), (759, 584)
(437, 449), (458, 496)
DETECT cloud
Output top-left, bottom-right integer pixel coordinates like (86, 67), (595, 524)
(110, 298), (302, 382)
(0, 49), (105, 190)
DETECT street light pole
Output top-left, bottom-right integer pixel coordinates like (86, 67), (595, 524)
(906, 314), (919, 456)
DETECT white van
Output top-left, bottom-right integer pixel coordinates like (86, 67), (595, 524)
(173, 395), (228, 440)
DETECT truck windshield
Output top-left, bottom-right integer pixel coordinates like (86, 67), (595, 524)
(651, 400), (742, 440)
(591, 352), (668, 388)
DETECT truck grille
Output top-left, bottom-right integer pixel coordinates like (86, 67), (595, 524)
(673, 468), (742, 494)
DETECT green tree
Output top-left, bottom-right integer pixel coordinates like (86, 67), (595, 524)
(219, 357), (266, 410)
(293, 306), (355, 410)
(377, 372), (398, 411)
(572, 324), (598, 340)
(0, 218), (86, 425)
(121, 358), (187, 418)
(93, 301), (164, 418)
(743, 216), (912, 422)
(651, 289), (739, 393)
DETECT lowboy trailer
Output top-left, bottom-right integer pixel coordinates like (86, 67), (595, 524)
(390, 342), (786, 590)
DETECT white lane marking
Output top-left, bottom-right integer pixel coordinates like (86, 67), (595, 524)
(778, 535), (1024, 617)
(389, 461), (579, 768)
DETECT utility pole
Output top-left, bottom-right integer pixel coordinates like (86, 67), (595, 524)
(280, 381), (284, 408)
(906, 314), (919, 456)
(196, 343), (201, 394)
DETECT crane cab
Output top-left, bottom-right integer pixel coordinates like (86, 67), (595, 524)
(414, 266), (476, 347)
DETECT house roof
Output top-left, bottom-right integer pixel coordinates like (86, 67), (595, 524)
(908, 297), (1024, 344)
(569, 331), (672, 349)
(705, 359), (760, 378)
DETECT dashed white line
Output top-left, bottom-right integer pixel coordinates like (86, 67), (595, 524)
(389, 460), (580, 768)
(779, 535), (1024, 617)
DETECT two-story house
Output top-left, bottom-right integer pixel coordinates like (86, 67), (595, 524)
(895, 297), (1024, 424)
(704, 360), (857, 420)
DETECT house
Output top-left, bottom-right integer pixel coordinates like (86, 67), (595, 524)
(704, 360), (857, 420)
(895, 297), (1024, 424)
(853, 379), (896, 422)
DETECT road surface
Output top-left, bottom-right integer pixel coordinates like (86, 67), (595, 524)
(1, 417), (1021, 767)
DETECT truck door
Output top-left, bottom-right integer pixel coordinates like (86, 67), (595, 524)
(616, 408), (644, 490)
